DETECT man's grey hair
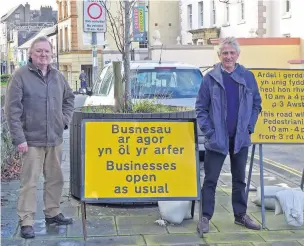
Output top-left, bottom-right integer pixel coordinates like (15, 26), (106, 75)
(217, 37), (240, 55)
(29, 36), (53, 55)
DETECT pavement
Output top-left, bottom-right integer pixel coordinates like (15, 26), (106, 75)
(1, 130), (304, 246)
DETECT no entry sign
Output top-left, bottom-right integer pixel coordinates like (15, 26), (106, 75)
(83, 0), (106, 33)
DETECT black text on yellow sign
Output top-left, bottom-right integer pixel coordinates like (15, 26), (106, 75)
(251, 69), (304, 144)
(82, 120), (199, 201)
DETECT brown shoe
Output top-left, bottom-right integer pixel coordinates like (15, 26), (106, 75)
(20, 225), (35, 239)
(235, 214), (261, 230)
(45, 213), (73, 225)
(197, 217), (209, 237)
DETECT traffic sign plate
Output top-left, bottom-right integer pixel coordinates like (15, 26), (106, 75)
(83, 0), (106, 33)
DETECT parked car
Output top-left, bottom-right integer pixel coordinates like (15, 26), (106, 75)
(75, 60), (206, 161)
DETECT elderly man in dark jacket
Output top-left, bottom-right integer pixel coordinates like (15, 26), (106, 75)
(195, 37), (262, 236)
(5, 36), (75, 239)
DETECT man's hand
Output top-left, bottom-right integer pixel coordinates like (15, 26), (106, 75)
(17, 142), (28, 153)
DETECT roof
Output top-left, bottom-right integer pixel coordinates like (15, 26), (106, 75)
(1, 4), (23, 22)
(18, 25), (57, 49)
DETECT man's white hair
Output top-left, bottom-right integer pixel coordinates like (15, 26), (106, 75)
(28, 36), (53, 57)
(217, 37), (240, 55)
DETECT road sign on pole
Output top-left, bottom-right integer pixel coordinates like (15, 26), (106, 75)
(83, 0), (106, 33)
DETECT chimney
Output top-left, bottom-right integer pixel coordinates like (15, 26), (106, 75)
(24, 2), (30, 22)
(40, 5), (53, 20)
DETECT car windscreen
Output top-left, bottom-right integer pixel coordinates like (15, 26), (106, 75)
(130, 68), (203, 99)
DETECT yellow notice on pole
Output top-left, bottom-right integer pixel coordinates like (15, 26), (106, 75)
(81, 120), (199, 202)
(251, 69), (304, 144)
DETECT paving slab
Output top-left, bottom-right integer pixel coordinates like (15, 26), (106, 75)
(298, 240), (304, 246)
(84, 236), (146, 246)
(203, 232), (264, 244)
(258, 231), (304, 242)
(1, 220), (18, 238)
(26, 238), (85, 246)
(67, 217), (117, 237)
(15, 220), (67, 239)
(144, 233), (207, 245)
(116, 215), (167, 235)
(24, 236), (146, 246)
(250, 212), (304, 230)
(33, 206), (79, 221)
(1, 207), (19, 221)
(82, 204), (130, 217)
(1, 238), (24, 246)
(253, 242), (301, 246)
(166, 218), (218, 234)
(214, 243), (253, 246)
(1, 181), (21, 191)
(210, 214), (261, 233)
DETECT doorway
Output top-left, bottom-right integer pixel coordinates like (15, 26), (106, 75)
(81, 65), (93, 87)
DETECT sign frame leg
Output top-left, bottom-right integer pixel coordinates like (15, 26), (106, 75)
(191, 200), (195, 218)
(81, 202), (88, 240)
(246, 144), (256, 202)
(259, 144), (266, 229)
(301, 168), (304, 191)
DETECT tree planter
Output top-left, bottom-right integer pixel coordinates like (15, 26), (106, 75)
(69, 105), (196, 203)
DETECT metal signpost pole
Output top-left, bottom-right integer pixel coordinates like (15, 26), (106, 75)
(83, 0), (106, 87)
(92, 32), (97, 84)
(81, 1), (106, 238)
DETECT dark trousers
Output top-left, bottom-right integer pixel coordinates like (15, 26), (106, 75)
(201, 138), (248, 219)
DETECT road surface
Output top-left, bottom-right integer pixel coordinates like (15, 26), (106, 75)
(251, 144), (304, 186)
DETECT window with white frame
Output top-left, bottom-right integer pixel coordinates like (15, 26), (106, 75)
(187, 4), (192, 29)
(239, 0), (245, 21)
(282, 0), (291, 18)
(211, 0), (216, 25)
(225, 3), (229, 23)
(198, 1), (204, 27)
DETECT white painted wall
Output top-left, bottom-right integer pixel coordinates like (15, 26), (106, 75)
(280, 0), (304, 38)
(151, 46), (216, 68)
(180, 0), (304, 43)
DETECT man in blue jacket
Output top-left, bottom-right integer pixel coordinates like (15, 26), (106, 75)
(195, 37), (262, 236)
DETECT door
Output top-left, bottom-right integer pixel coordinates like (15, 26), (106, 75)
(81, 65), (93, 87)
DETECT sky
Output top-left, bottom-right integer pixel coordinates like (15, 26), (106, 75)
(1, 0), (57, 18)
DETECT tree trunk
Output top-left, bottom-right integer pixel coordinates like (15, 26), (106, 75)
(113, 61), (123, 112)
(123, 0), (132, 111)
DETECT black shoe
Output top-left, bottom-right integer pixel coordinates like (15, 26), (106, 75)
(235, 214), (261, 230)
(197, 217), (209, 237)
(21, 225), (35, 239)
(45, 213), (73, 225)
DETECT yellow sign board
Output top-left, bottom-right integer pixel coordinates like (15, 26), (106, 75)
(81, 120), (199, 202)
(251, 69), (304, 144)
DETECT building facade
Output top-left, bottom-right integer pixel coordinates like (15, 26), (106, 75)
(180, 0), (304, 45)
(0, 3), (57, 74)
(56, 0), (181, 90)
